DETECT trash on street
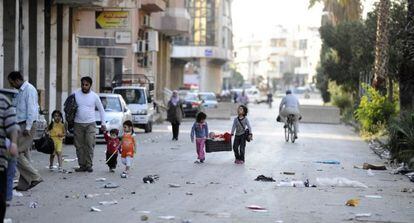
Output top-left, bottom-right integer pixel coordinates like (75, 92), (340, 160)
(363, 163), (386, 170)
(315, 160), (340, 165)
(29, 202), (38, 208)
(255, 175), (276, 182)
(99, 200), (118, 206)
(96, 178), (106, 182)
(143, 175), (159, 184)
(345, 199), (360, 207)
(168, 183), (181, 188)
(367, 169), (375, 176)
(282, 172), (295, 175)
(63, 158), (77, 162)
(158, 216), (175, 220)
(364, 195), (382, 199)
(141, 215), (149, 221)
(90, 206), (102, 212)
(246, 205), (267, 211)
(103, 183), (119, 188)
(13, 190), (23, 197)
(85, 193), (100, 199)
(316, 177), (368, 188)
(355, 213), (372, 217)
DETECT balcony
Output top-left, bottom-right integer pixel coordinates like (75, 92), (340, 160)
(152, 8), (190, 36)
(141, 0), (166, 12)
(55, 0), (138, 8)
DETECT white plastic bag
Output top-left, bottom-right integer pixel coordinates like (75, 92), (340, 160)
(316, 177), (368, 188)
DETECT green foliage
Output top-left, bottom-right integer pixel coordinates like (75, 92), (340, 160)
(329, 82), (353, 115)
(355, 84), (397, 134)
(230, 69), (244, 88)
(387, 112), (414, 167)
(316, 65), (330, 103)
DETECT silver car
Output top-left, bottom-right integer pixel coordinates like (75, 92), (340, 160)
(95, 93), (133, 141)
(198, 92), (218, 109)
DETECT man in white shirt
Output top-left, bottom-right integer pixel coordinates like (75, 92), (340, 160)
(8, 71), (43, 191)
(73, 77), (106, 172)
(279, 90), (301, 138)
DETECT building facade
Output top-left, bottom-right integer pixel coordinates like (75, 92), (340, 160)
(171, 0), (233, 93)
(0, 0), (189, 118)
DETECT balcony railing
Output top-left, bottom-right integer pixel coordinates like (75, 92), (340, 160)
(141, 0), (166, 12)
(55, 0), (137, 8)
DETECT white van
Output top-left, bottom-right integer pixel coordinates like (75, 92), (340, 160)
(113, 86), (154, 133)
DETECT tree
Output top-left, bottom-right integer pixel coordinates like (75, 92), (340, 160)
(230, 69), (244, 88)
(372, 0), (391, 94)
(399, 0), (414, 111)
(309, 0), (362, 24)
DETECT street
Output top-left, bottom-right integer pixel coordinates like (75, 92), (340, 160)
(6, 102), (414, 223)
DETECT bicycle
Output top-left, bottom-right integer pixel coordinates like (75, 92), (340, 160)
(284, 114), (296, 143)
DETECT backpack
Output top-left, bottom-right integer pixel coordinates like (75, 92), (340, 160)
(64, 94), (78, 129)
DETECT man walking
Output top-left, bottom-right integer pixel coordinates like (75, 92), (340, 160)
(0, 93), (19, 221)
(8, 71), (43, 191)
(73, 76), (106, 172)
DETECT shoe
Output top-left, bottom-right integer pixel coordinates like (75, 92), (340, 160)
(109, 168), (115, 173)
(234, 159), (240, 164)
(49, 166), (53, 171)
(86, 167), (93, 173)
(58, 167), (63, 172)
(283, 125), (287, 128)
(240, 160), (245, 164)
(14, 186), (28, 192)
(75, 167), (87, 172)
(28, 179), (43, 190)
(200, 159), (204, 163)
(194, 160), (201, 164)
(294, 135), (298, 139)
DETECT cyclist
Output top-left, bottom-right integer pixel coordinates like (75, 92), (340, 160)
(279, 90), (300, 139)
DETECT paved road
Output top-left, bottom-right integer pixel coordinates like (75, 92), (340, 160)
(6, 103), (414, 223)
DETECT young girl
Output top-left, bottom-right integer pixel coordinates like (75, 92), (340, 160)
(104, 129), (120, 172)
(190, 112), (209, 163)
(120, 120), (136, 178)
(231, 105), (252, 164)
(48, 110), (65, 171)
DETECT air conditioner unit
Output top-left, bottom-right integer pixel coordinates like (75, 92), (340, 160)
(143, 15), (151, 27)
(147, 30), (159, 52)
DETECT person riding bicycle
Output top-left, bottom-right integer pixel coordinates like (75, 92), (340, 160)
(279, 90), (301, 139)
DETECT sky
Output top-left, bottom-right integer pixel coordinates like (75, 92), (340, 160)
(232, 0), (377, 39)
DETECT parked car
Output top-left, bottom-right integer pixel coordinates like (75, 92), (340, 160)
(113, 86), (154, 133)
(182, 93), (202, 117)
(0, 88), (47, 140)
(198, 92), (218, 109)
(65, 93), (132, 143)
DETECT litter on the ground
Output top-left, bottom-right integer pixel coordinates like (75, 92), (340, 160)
(186, 181), (195, 184)
(255, 175), (276, 182)
(275, 221), (284, 223)
(246, 205), (267, 211)
(85, 193), (100, 199)
(316, 177), (368, 188)
(401, 188), (414, 193)
(364, 195), (382, 199)
(143, 175), (159, 184)
(141, 215), (149, 221)
(63, 158), (77, 162)
(282, 172), (295, 175)
(169, 183), (181, 188)
(355, 213), (372, 217)
(367, 169), (375, 176)
(13, 190), (23, 197)
(316, 160), (340, 165)
(3, 218), (12, 223)
(139, 211), (151, 214)
(186, 192), (193, 195)
(103, 183), (119, 188)
(158, 216), (175, 220)
(99, 200), (118, 206)
(363, 163), (386, 170)
(90, 206), (102, 212)
(29, 201), (38, 208)
(345, 199), (360, 207)
(96, 178), (106, 182)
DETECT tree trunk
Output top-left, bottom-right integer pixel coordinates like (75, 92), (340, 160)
(372, 0), (390, 95)
(388, 76), (393, 103)
(399, 0), (414, 112)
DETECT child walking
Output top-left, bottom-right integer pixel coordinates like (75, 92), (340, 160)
(190, 112), (208, 163)
(104, 129), (120, 172)
(231, 105), (252, 164)
(120, 120), (136, 178)
(48, 110), (65, 171)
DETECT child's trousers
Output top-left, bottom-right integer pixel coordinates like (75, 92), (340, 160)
(106, 152), (118, 169)
(196, 138), (206, 161)
(233, 135), (246, 161)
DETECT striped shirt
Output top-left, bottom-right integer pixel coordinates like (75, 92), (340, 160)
(0, 93), (19, 168)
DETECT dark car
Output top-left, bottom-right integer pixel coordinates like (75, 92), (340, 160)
(182, 93), (202, 117)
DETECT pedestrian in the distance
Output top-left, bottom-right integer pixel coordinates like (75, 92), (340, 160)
(120, 121), (136, 178)
(8, 71), (43, 191)
(236, 90), (249, 106)
(73, 76), (106, 173)
(48, 110), (65, 172)
(231, 105), (252, 164)
(190, 112), (209, 164)
(167, 90), (184, 140)
(104, 129), (120, 172)
(0, 93), (19, 221)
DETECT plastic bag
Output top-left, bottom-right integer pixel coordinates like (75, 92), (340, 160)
(316, 177), (368, 188)
(34, 134), (55, 154)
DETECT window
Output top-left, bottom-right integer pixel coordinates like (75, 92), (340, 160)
(114, 89), (146, 104)
(99, 97), (122, 112)
(299, 39), (307, 50)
